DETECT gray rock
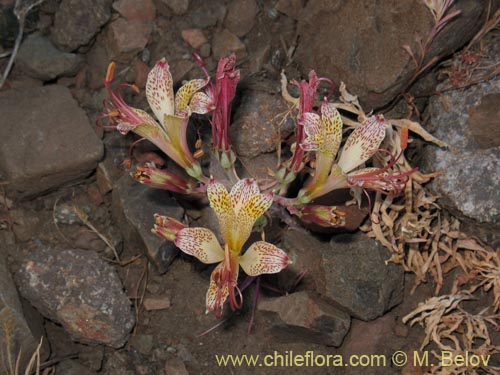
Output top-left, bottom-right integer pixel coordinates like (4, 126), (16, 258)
(112, 174), (184, 273)
(15, 248), (135, 348)
(279, 230), (404, 321)
(159, 0), (189, 15)
(423, 38), (500, 243)
(51, 0), (112, 51)
(0, 85), (104, 198)
(258, 291), (351, 346)
(0, 253), (41, 373)
(295, 0), (490, 110)
(190, 3), (226, 29)
(230, 90), (287, 158)
(129, 334), (154, 355)
(16, 34), (84, 81)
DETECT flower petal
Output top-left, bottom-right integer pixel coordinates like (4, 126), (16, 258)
(174, 78), (209, 115)
(320, 102), (342, 156)
(239, 241), (289, 276)
(235, 192), (273, 250)
(229, 178), (260, 216)
(175, 228), (224, 264)
(300, 112), (321, 151)
(189, 91), (215, 114)
(205, 260), (239, 314)
(207, 180), (233, 244)
(337, 115), (386, 173)
(146, 59), (175, 128)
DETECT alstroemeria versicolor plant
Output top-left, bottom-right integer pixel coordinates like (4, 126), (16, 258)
(100, 53), (417, 317)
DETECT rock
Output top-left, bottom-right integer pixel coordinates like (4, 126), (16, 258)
(143, 296), (170, 310)
(467, 93), (500, 149)
(57, 359), (97, 375)
(212, 29), (247, 60)
(424, 52), (500, 244)
(181, 28), (207, 50)
(15, 248), (135, 348)
(129, 334), (154, 355)
(295, 0), (490, 110)
(0, 253), (42, 373)
(279, 230), (404, 321)
(112, 0), (156, 21)
(225, 0), (258, 37)
(165, 358), (189, 375)
(199, 43), (211, 58)
(340, 315), (402, 375)
(275, 0), (304, 20)
(0, 85), (104, 198)
(230, 90), (286, 158)
(132, 59), (151, 88)
(191, 3), (226, 29)
(112, 174), (184, 273)
(258, 291), (351, 346)
(51, 0), (112, 51)
(0, 5), (18, 49)
(170, 59), (195, 83)
(159, 0), (189, 15)
(16, 34), (84, 81)
(107, 18), (153, 62)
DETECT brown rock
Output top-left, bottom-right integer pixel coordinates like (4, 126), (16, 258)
(170, 60), (195, 83)
(230, 90), (286, 158)
(275, 0), (304, 20)
(225, 0), (258, 37)
(133, 59), (151, 88)
(467, 93), (500, 149)
(51, 0), (112, 51)
(108, 18), (152, 62)
(112, 0), (156, 21)
(212, 29), (247, 60)
(143, 296), (171, 311)
(258, 291), (351, 346)
(0, 85), (103, 198)
(165, 358), (189, 375)
(295, 0), (489, 110)
(181, 28), (208, 50)
(159, 0), (189, 15)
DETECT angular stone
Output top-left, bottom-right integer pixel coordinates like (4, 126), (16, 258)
(164, 358), (189, 375)
(258, 291), (351, 346)
(112, 0), (156, 21)
(57, 359), (97, 375)
(0, 253), (41, 373)
(230, 90), (286, 158)
(212, 29), (247, 60)
(224, 0), (258, 37)
(16, 34), (84, 81)
(159, 0), (189, 15)
(423, 37), (500, 245)
(51, 0), (112, 51)
(112, 174), (184, 273)
(181, 28), (207, 50)
(295, 0), (490, 110)
(107, 18), (152, 62)
(279, 230), (404, 321)
(191, 2), (226, 29)
(0, 85), (104, 198)
(15, 248), (135, 348)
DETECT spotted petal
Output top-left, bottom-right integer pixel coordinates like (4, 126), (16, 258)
(320, 102), (342, 156)
(337, 115), (386, 174)
(239, 241), (289, 276)
(146, 59), (175, 129)
(301, 112), (321, 151)
(189, 91), (215, 115)
(174, 78), (209, 115)
(229, 178), (260, 216)
(207, 180), (233, 245)
(176, 228), (224, 264)
(205, 260), (239, 314)
(234, 192), (273, 251)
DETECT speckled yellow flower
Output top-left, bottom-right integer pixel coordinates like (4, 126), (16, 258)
(153, 178), (289, 314)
